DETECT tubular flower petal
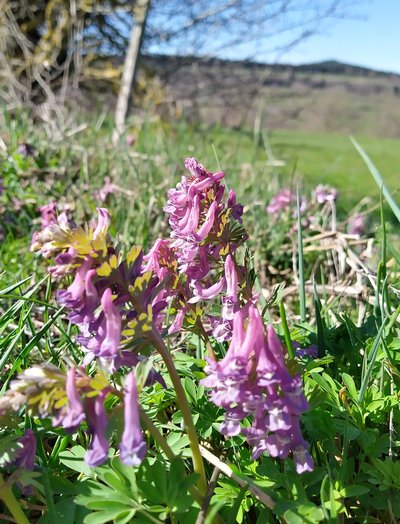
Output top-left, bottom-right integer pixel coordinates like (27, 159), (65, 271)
(119, 372), (147, 466)
(93, 208), (111, 240)
(12, 430), (36, 470)
(168, 307), (187, 335)
(195, 201), (218, 241)
(188, 277), (226, 304)
(98, 289), (121, 357)
(57, 258), (92, 309)
(85, 393), (109, 467)
(61, 368), (86, 431)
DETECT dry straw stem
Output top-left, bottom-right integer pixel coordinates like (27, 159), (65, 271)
(199, 445), (275, 510)
(263, 225), (400, 325)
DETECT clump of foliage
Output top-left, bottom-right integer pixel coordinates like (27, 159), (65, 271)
(0, 122), (399, 524)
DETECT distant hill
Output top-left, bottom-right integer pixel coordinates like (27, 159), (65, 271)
(286, 59), (397, 77)
(136, 54), (400, 138)
(145, 55), (398, 77)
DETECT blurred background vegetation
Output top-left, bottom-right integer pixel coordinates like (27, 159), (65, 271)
(1, 0), (399, 280)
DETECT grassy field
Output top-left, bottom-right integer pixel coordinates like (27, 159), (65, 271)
(134, 122), (400, 210)
(268, 130), (400, 206)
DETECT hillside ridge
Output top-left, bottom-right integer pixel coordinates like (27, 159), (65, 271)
(143, 54), (400, 79)
(137, 54), (400, 138)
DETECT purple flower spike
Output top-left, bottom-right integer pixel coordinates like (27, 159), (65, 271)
(62, 368), (85, 431)
(164, 158), (246, 283)
(85, 393), (109, 467)
(202, 305), (313, 472)
(14, 430), (36, 470)
(119, 372), (147, 466)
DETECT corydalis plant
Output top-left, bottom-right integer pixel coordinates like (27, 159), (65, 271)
(2, 157), (312, 483)
(164, 160), (313, 473)
(31, 208), (163, 369)
(0, 365), (146, 467)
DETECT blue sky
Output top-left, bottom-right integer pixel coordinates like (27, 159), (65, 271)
(272, 0), (400, 73)
(217, 0), (400, 73)
(148, 0), (399, 74)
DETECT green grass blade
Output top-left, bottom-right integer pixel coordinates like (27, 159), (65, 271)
(296, 188), (306, 321)
(0, 275), (49, 333)
(279, 300), (295, 359)
(313, 281), (326, 358)
(6, 307), (65, 381)
(350, 136), (400, 223)
(0, 276), (32, 296)
(357, 320), (386, 405)
(387, 237), (400, 265)
(358, 304), (400, 404)
(0, 304), (35, 377)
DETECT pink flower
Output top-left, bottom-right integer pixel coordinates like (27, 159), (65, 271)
(348, 213), (365, 236)
(267, 189), (307, 217)
(39, 202), (57, 228)
(94, 177), (114, 202)
(314, 185), (338, 204)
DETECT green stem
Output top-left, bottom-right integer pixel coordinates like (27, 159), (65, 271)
(0, 475), (30, 524)
(150, 330), (208, 496)
(140, 409), (225, 524)
(195, 318), (216, 360)
(139, 409), (176, 462)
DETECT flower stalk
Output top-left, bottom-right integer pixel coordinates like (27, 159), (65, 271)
(150, 330), (208, 496)
(0, 474), (30, 524)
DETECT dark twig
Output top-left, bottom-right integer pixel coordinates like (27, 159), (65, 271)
(195, 466), (221, 524)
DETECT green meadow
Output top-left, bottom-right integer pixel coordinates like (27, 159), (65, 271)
(133, 122), (399, 209)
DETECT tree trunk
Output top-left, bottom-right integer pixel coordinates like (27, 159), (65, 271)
(112, 0), (151, 145)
